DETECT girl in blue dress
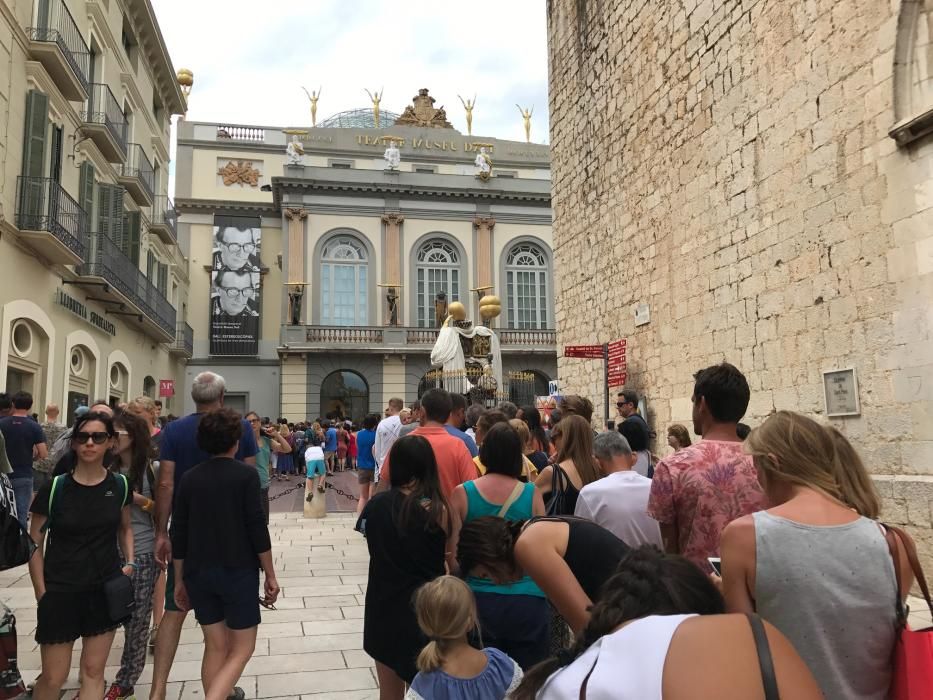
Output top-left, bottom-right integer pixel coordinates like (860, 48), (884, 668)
(406, 576), (522, 700)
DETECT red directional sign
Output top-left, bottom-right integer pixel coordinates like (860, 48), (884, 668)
(564, 344), (604, 359)
(606, 339), (627, 387)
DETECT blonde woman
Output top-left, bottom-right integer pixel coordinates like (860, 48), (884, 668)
(126, 397), (161, 438)
(534, 415), (601, 514)
(406, 576), (522, 699)
(721, 411), (916, 700)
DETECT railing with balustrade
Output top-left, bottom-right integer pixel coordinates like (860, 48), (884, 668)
(150, 195), (177, 241)
(28, 0), (90, 93)
(216, 125), (265, 142)
(299, 325), (555, 349)
(305, 327), (384, 344)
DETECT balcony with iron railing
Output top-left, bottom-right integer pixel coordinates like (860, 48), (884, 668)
(78, 232), (176, 342)
(148, 195), (177, 244)
(81, 83), (127, 162)
(117, 143), (154, 206)
(283, 324), (556, 354)
(169, 322), (193, 357)
(14, 176), (87, 265)
(27, 0), (90, 100)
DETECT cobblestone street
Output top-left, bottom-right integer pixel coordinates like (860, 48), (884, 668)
(2, 475), (376, 700)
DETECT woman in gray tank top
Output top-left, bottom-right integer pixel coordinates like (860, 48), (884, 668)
(720, 411), (915, 700)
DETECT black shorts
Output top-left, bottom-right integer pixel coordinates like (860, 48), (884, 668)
(36, 588), (123, 645)
(185, 566), (260, 630)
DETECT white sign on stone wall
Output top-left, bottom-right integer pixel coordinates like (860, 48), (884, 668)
(822, 368), (861, 417)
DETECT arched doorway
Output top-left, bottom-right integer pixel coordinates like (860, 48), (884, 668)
(320, 370), (369, 423)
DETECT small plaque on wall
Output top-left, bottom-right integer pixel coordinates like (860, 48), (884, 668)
(823, 368), (860, 417)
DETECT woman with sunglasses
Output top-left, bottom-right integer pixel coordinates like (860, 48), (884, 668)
(534, 415), (601, 515)
(104, 411), (160, 700)
(28, 411), (134, 700)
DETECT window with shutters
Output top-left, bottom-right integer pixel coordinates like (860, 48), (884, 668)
(18, 91), (49, 224)
(157, 263), (168, 296)
(95, 184), (124, 246)
(49, 125), (63, 183)
(125, 211), (141, 265)
(146, 250), (156, 280)
(78, 162), (95, 227)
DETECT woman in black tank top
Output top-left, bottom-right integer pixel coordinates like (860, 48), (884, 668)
(457, 515), (628, 634)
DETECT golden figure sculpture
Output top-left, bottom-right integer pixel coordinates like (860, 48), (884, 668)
(458, 94), (476, 135)
(516, 104), (534, 143)
(365, 88), (384, 128)
(302, 86), (321, 126)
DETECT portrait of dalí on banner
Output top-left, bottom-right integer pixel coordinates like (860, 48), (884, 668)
(210, 215), (262, 355)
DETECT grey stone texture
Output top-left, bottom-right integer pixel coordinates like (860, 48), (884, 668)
(547, 0), (933, 563)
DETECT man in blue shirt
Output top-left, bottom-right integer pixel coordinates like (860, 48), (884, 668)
(354, 413), (379, 512)
(151, 371), (258, 700)
(444, 393), (478, 458)
(0, 391), (47, 526)
(322, 420), (338, 474)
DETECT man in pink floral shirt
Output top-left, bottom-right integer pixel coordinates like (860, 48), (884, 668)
(648, 363), (767, 572)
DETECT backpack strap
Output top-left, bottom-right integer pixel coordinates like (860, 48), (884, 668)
(116, 472), (129, 507)
(497, 481), (526, 518)
(41, 474), (66, 533)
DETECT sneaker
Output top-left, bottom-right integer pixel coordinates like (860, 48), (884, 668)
(305, 492), (313, 502)
(104, 684), (135, 700)
(317, 485), (325, 493)
(227, 687), (246, 700)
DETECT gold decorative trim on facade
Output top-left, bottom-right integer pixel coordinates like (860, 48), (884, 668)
(395, 89), (454, 129)
(217, 160), (261, 187)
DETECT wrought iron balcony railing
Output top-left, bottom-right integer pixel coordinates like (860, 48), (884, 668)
(82, 83), (128, 159)
(118, 143), (154, 204)
(81, 232), (176, 337)
(27, 0), (90, 97)
(15, 176), (87, 260)
(172, 322), (193, 356)
(149, 195), (177, 244)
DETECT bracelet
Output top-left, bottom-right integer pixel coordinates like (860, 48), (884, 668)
(125, 561), (138, 570)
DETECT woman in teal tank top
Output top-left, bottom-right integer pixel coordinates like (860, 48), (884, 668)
(450, 424), (548, 669)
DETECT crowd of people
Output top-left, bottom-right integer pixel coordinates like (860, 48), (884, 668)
(355, 363), (920, 700)
(0, 358), (923, 700)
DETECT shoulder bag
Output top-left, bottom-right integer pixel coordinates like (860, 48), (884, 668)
(0, 474), (35, 571)
(496, 482), (526, 518)
(545, 464), (571, 516)
(47, 473), (136, 623)
(884, 523), (933, 700)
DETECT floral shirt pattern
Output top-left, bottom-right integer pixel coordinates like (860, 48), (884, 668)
(648, 440), (767, 570)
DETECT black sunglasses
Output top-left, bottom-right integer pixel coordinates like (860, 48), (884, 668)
(74, 431), (110, 445)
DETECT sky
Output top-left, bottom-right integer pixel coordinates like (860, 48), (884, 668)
(150, 0), (550, 145)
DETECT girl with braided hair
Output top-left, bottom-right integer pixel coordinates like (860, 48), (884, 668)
(456, 515), (628, 635)
(514, 547), (822, 700)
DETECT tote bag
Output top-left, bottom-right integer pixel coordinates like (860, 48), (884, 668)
(884, 524), (933, 700)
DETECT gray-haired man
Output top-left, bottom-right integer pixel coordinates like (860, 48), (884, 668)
(574, 431), (662, 548)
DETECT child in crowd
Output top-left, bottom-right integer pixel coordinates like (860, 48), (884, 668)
(406, 576), (522, 700)
(304, 434), (326, 500)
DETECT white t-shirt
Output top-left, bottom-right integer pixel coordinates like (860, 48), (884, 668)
(574, 470), (663, 548)
(304, 445), (325, 462)
(374, 414), (402, 470)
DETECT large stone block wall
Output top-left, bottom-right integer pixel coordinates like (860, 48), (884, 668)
(547, 0), (933, 561)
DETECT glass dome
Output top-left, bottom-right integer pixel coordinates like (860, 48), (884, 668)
(318, 108), (402, 129)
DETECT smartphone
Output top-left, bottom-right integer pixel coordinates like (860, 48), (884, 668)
(708, 557), (722, 576)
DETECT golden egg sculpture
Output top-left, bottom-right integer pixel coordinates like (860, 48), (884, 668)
(448, 301), (467, 321)
(479, 295), (501, 319)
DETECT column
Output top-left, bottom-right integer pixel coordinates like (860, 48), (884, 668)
(284, 208), (308, 325)
(473, 216), (496, 319)
(381, 213), (404, 325)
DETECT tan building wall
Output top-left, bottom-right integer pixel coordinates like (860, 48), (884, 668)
(547, 1), (933, 558)
(0, 0), (188, 417)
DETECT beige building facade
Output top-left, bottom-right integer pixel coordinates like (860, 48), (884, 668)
(175, 97), (558, 421)
(0, 0), (189, 419)
(547, 1), (933, 558)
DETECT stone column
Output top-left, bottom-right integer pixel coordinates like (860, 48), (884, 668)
(473, 216), (496, 320)
(284, 208), (309, 285)
(382, 213), (405, 324)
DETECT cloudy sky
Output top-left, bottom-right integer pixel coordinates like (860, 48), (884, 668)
(151, 0), (550, 144)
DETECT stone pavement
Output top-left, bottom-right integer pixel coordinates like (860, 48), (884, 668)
(2, 474), (376, 700)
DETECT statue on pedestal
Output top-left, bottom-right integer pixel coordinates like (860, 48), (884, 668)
(286, 137), (304, 165)
(386, 287), (399, 326)
(383, 141), (400, 170)
(430, 301), (502, 399)
(288, 285), (304, 325)
(474, 147), (492, 180)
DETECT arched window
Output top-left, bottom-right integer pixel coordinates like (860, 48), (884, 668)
(143, 376), (156, 398)
(320, 370), (369, 423)
(506, 243), (549, 329)
(321, 234), (368, 326)
(416, 238), (460, 327)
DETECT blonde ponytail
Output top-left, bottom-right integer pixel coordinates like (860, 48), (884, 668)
(412, 576), (479, 674)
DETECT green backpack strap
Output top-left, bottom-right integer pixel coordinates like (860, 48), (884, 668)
(41, 474), (66, 533)
(116, 472), (129, 507)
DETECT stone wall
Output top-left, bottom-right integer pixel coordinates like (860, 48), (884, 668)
(547, 0), (933, 561)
